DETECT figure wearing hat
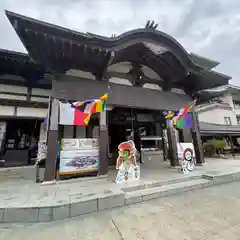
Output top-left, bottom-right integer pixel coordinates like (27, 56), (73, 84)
(116, 140), (137, 182)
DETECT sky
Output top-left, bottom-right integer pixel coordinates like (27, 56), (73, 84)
(0, 0), (240, 85)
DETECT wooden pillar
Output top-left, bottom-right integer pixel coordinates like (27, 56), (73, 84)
(183, 128), (193, 142)
(167, 127), (179, 166)
(156, 122), (161, 149)
(192, 111), (205, 164)
(44, 98), (59, 181)
(99, 110), (109, 175)
(162, 129), (168, 161)
(0, 121), (7, 158)
(156, 122), (168, 161)
(229, 135), (235, 158)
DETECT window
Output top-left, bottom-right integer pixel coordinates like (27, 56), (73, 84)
(224, 117), (232, 125)
(5, 119), (41, 150)
(63, 126), (74, 138)
(60, 115), (99, 139)
(237, 116), (240, 125)
(62, 125), (88, 139)
(233, 100), (240, 109)
(75, 126), (86, 138)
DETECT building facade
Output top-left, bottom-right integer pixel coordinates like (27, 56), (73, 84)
(196, 85), (240, 139)
(196, 85), (240, 126)
(196, 102), (237, 125)
(3, 11), (232, 181)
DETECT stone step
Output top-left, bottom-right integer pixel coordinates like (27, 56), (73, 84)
(0, 166), (35, 180)
(0, 178), (213, 223)
(0, 171), (22, 177)
(0, 175), (23, 180)
(202, 170), (240, 184)
(125, 178), (213, 204)
(0, 171), (21, 174)
(121, 174), (201, 193)
(0, 170), (22, 174)
(0, 172), (23, 177)
(1, 171), (239, 223)
(0, 173), (22, 177)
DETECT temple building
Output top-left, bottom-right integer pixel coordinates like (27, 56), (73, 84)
(3, 11), (231, 181)
(0, 48), (50, 166)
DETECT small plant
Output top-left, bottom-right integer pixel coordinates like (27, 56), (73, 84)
(208, 139), (226, 149)
(203, 139), (226, 157)
(203, 142), (215, 156)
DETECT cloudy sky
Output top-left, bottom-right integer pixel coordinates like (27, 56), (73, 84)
(0, 0), (240, 84)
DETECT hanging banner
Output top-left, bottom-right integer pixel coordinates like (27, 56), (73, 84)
(59, 138), (99, 175)
(177, 142), (195, 173)
(35, 122), (48, 165)
(36, 142), (47, 164)
(59, 102), (89, 126)
(39, 122), (47, 142)
(115, 140), (140, 183)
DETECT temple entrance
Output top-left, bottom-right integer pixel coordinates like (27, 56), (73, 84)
(108, 107), (132, 166)
(2, 119), (42, 167)
(108, 106), (165, 167)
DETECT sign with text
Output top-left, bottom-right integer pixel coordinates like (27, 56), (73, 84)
(59, 149), (99, 175)
(59, 138), (99, 175)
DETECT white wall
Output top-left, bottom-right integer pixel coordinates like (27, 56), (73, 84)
(0, 84), (27, 94)
(198, 108), (237, 125)
(16, 107), (47, 118)
(109, 77), (132, 86)
(219, 93), (234, 108)
(0, 84), (50, 103)
(220, 92), (240, 118)
(0, 106), (15, 116)
(31, 88), (51, 96)
(198, 91), (240, 125)
(234, 108), (240, 117)
(0, 84), (28, 101)
(231, 93), (240, 116)
(0, 93), (26, 101)
(0, 85), (49, 119)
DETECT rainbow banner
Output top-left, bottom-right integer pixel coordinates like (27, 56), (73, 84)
(71, 93), (108, 125)
(176, 112), (193, 129)
(165, 103), (194, 129)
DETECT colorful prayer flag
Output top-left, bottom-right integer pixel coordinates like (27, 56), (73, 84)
(166, 101), (195, 129)
(83, 113), (92, 125)
(71, 93), (108, 114)
(176, 113), (193, 129)
(176, 105), (193, 121)
(43, 114), (48, 126)
(165, 111), (174, 120)
(59, 102), (91, 126)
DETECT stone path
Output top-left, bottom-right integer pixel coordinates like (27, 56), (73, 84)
(0, 158), (240, 223)
(2, 181), (240, 239)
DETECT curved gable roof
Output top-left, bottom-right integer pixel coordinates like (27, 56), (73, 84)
(5, 10), (202, 74)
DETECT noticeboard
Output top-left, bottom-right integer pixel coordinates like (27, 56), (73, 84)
(59, 138), (99, 175)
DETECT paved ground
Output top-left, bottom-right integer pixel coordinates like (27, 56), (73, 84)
(1, 181), (240, 240)
(0, 157), (240, 209)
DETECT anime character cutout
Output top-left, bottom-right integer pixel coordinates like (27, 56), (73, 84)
(115, 140), (139, 183)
